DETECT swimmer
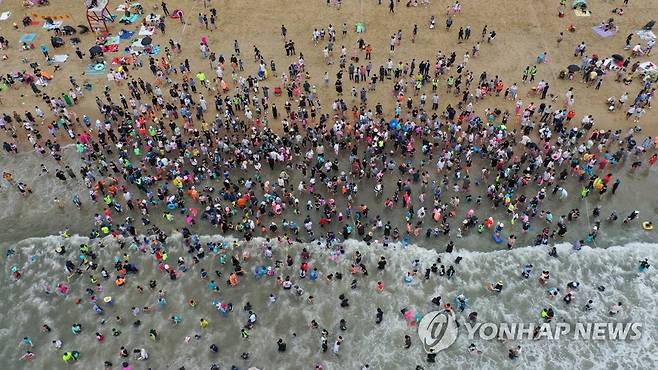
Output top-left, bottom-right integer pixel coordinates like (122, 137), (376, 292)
(540, 308), (554, 322)
(488, 281), (503, 293)
(310, 320), (319, 329)
(567, 281), (580, 290)
(20, 337), (33, 347)
(468, 343), (482, 354)
(276, 338), (287, 352)
(19, 350), (35, 361)
(623, 210), (639, 224)
(521, 264), (533, 279)
(609, 302), (623, 315)
(375, 308), (384, 324)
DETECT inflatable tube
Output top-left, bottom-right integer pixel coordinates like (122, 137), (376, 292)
(492, 233), (503, 244)
(167, 203), (176, 209)
(642, 221), (653, 230)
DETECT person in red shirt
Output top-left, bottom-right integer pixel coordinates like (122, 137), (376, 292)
(566, 110), (576, 122)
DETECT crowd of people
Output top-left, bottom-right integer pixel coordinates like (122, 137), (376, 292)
(2, 0), (656, 368)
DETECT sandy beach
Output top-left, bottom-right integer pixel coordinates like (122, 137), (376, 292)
(1, 0), (657, 369)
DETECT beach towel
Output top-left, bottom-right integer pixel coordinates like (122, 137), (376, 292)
(105, 35), (121, 45)
(119, 13), (140, 24)
(131, 39), (145, 48)
(102, 44), (119, 52)
(592, 25), (616, 38)
(19, 33), (37, 43)
(53, 54), (68, 63)
(85, 63), (106, 75)
(138, 25), (154, 36)
(0, 11), (11, 21)
(574, 8), (591, 17)
(118, 30), (134, 40)
(43, 20), (63, 30)
(637, 30), (656, 41)
(111, 56), (133, 65)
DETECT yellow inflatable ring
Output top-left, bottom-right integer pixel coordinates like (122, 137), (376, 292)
(642, 222), (653, 231)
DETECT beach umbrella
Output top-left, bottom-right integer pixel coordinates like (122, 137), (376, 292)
(643, 20), (655, 31)
(77, 24), (89, 34)
(89, 45), (102, 56)
(141, 36), (152, 46)
(62, 25), (77, 34)
(567, 64), (580, 72)
(51, 36), (64, 48)
(389, 119), (399, 130)
(612, 54), (624, 61)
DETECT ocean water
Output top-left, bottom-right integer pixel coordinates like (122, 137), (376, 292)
(2, 129), (658, 370)
(2, 234), (656, 370)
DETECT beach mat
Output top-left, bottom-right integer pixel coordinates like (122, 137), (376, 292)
(0, 11), (11, 21)
(85, 63), (107, 75)
(19, 33), (37, 43)
(118, 30), (134, 40)
(43, 21), (63, 30)
(111, 56), (133, 65)
(53, 54), (69, 63)
(119, 14), (140, 24)
(574, 8), (591, 17)
(105, 35), (121, 45)
(138, 25), (154, 36)
(636, 29), (656, 41)
(592, 26), (616, 38)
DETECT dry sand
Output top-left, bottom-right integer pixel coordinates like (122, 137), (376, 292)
(0, 0), (656, 144)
